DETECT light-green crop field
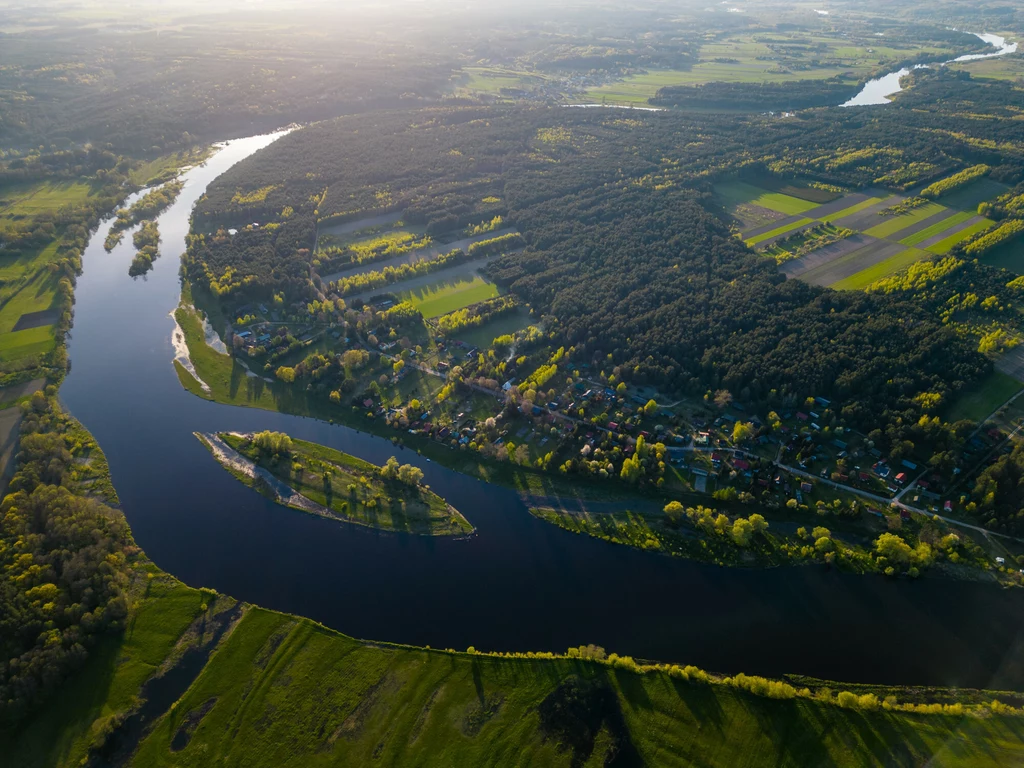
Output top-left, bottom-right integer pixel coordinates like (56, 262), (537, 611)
(926, 220), (994, 255)
(399, 275), (499, 318)
(746, 217), (813, 246)
(716, 181), (819, 215)
(863, 203), (947, 239)
(819, 197), (887, 224)
(899, 211), (974, 246)
(831, 248), (930, 291)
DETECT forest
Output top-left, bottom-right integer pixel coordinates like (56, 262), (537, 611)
(187, 89), (1017, 452)
(0, 394), (131, 723)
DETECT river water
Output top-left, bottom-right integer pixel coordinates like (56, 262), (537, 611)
(842, 32), (1017, 107)
(60, 132), (1024, 689)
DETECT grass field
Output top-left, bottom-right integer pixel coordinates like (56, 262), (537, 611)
(926, 219), (994, 255)
(946, 370), (1024, 423)
(398, 276), (499, 319)
(456, 67), (552, 96)
(980, 238), (1024, 273)
(863, 203), (947, 239)
(716, 181), (819, 216)
(819, 197), (887, 224)
(831, 248), (930, 291)
(0, 269), (57, 333)
(7, 598), (1010, 768)
(454, 308), (532, 350)
(129, 148), (211, 186)
(745, 217), (813, 246)
(936, 178), (1008, 212)
(0, 180), (95, 223)
(899, 211), (974, 247)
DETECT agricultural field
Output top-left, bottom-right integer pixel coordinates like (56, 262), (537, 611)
(726, 172), (1004, 291)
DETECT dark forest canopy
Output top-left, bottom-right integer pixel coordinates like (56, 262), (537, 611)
(187, 90), (1016, 436)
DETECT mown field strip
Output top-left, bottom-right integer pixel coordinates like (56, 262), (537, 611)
(741, 214), (805, 240)
(804, 192), (869, 218)
(779, 233), (876, 278)
(747, 219), (815, 247)
(831, 248), (930, 291)
(899, 211), (974, 247)
(798, 240), (906, 287)
(863, 203), (946, 239)
(925, 218), (994, 254)
(817, 196), (887, 224)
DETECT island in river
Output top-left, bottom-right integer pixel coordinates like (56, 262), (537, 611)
(197, 430), (474, 536)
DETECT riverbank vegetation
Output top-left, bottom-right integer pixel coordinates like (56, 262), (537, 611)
(214, 431), (473, 536)
(533, 497), (1000, 582)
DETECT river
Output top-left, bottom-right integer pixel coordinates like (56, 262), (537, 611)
(60, 132), (1024, 690)
(842, 32), (1017, 107)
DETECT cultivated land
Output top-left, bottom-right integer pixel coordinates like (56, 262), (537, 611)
(724, 175), (1003, 292)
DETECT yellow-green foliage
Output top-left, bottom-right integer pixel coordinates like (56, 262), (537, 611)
(231, 185), (277, 205)
(535, 127), (576, 146)
(825, 147), (900, 171)
(869, 257), (964, 294)
(921, 165), (990, 199)
(964, 219), (1024, 257)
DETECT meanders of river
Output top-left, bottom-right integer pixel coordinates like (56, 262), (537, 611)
(59, 132), (1024, 690)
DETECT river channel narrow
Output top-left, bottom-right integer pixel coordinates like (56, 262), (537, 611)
(60, 132), (1024, 690)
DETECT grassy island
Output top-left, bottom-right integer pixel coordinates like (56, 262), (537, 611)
(200, 430), (473, 536)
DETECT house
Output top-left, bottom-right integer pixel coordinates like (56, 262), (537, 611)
(901, 460), (918, 471)
(734, 459), (751, 471)
(944, 500), (953, 513)
(363, 399), (374, 409)
(800, 482), (812, 493)
(895, 472), (907, 484)
(608, 421), (619, 431)
(899, 509), (911, 521)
